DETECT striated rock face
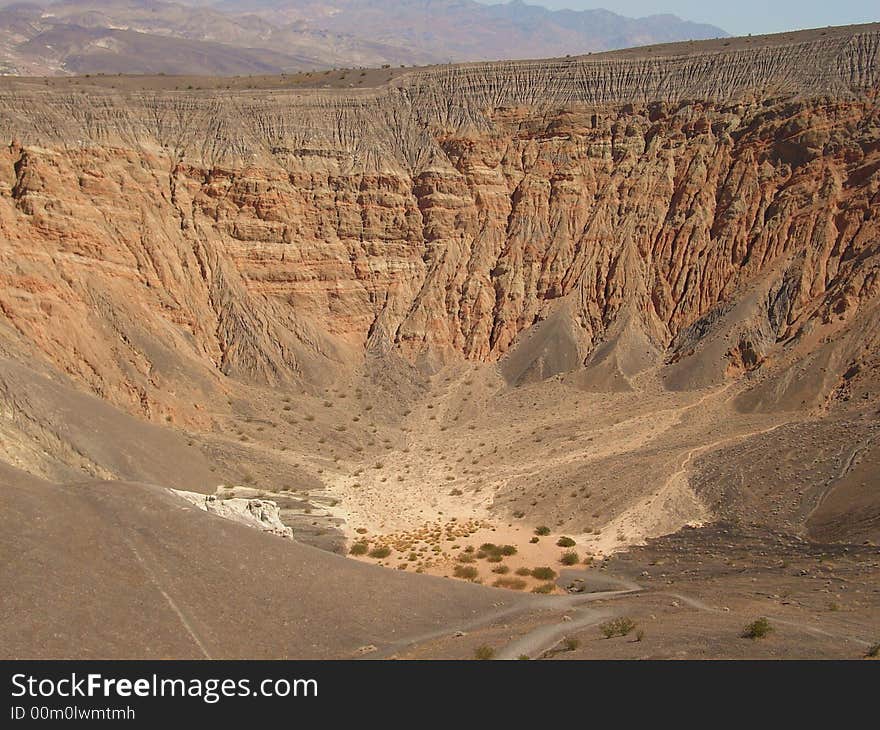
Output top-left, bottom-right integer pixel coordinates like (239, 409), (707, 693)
(0, 25), (878, 420)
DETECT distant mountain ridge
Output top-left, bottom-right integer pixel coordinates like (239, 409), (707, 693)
(0, 0), (727, 75)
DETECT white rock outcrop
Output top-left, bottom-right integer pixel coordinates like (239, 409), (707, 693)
(172, 490), (293, 539)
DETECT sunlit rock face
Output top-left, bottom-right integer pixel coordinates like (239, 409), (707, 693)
(0, 26), (877, 419)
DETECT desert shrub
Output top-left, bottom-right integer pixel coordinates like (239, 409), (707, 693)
(491, 565), (510, 574)
(865, 643), (880, 658)
(513, 510), (525, 518)
(349, 542), (369, 556)
(556, 536), (576, 547)
(742, 617), (773, 639)
(635, 629), (645, 642)
(493, 577), (526, 590)
(474, 645), (494, 660)
(600, 617), (636, 638)
(560, 550), (579, 566)
(530, 567), (557, 581)
(515, 567), (531, 576)
(529, 537), (539, 544)
(477, 543), (516, 562)
(457, 552), (476, 563)
(531, 582), (555, 594)
(453, 565), (478, 581)
(367, 546), (391, 559)
(562, 637), (580, 651)
(535, 526), (551, 536)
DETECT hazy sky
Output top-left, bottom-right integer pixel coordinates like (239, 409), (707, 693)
(488, 1), (879, 36)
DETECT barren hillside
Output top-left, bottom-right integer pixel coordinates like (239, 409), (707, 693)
(0, 0), (725, 75)
(1, 25), (878, 659)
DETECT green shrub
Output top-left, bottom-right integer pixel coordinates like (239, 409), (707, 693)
(530, 566), (557, 580)
(367, 546), (391, 559)
(562, 637), (580, 651)
(556, 536), (576, 547)
(600, 617), (636, 638)
(493, 577), (526, 590)
(535, 526), (551, 536)
(349, 542), (369, 556)
(560, 550), (579, 565)
(514, 567), (531, 576)
(453, 565), (478, 581)
(476, 543), (517, 562)
(531, 582), (555, 594)
(474, 645), (494, 660)
(742, 617), (773, 639)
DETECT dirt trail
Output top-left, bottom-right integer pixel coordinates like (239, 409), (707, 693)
(122, 535), (213, 659)
(488, 579), (875, 660)
(494, 574), (643, 659)
(369, 572), (644, 660)
(805, 432), (878, 524)
(657, 592), (875, 649)
(585, 382), (796, 554)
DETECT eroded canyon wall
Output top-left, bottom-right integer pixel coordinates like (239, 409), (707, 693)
(0, 26), (878, 423)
